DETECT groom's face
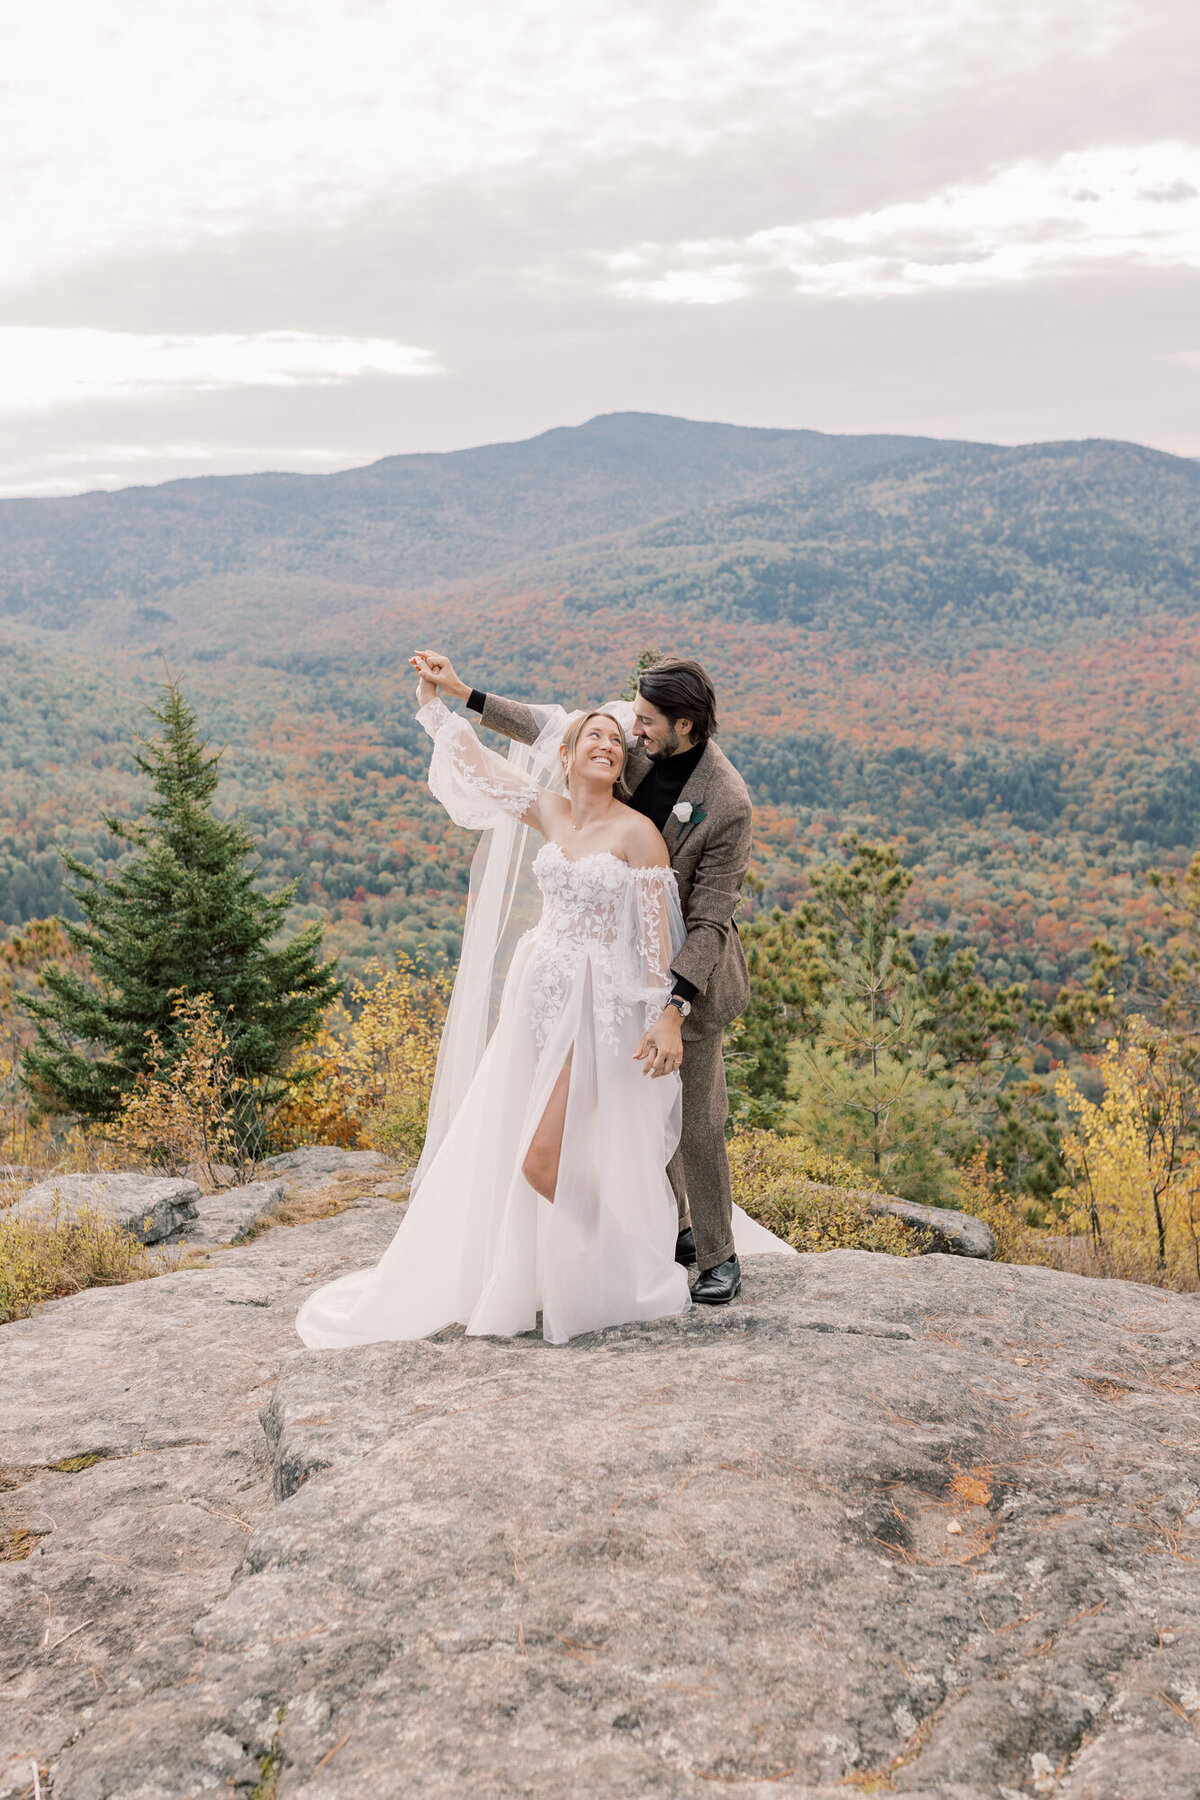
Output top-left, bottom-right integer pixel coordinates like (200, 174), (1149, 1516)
(633, 691), (692, 761)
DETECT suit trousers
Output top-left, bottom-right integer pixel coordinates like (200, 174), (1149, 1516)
(667, 1028), (736, 1270)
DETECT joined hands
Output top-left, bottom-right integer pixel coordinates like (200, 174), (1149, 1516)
(634, 1007), (684, 1078)
(410, 650), (470, 706)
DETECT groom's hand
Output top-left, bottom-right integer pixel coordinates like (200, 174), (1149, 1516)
(635, 1008), (684, 1078)
(413, 650), (471, 704)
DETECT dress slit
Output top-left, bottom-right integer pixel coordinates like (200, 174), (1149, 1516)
(521, 1049), (574, 1202)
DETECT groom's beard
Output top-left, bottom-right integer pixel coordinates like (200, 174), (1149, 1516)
(645, 725), (683, 762)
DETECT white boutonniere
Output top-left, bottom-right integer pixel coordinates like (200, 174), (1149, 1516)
(672, 800), (693, 822)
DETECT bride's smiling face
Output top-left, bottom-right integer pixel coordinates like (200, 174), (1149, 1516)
(563, 713), (627, 789)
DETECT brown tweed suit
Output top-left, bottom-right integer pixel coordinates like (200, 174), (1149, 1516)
(479, 694), (753, 1269)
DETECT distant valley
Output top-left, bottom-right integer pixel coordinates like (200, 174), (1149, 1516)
(3, 411), (1198, 990)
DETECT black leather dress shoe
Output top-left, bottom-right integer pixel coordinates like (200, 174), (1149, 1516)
(691, 1254), (741, 1305)
(675, 1227), (697, 1267)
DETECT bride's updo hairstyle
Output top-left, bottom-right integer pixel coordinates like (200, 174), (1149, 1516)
(559, 710), (631, 800)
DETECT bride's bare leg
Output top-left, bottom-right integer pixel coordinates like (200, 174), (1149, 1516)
(522, 1054), (573, 1202)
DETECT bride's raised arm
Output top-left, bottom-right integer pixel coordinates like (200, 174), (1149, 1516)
(416, 690), (552, 833)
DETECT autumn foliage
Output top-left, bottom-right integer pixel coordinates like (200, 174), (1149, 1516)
(1056, 1023), (1200, 1286)
(271, 958), (450, 1160)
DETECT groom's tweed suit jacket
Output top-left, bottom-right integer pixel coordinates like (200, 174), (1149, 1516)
(478, 694), (753, 1039)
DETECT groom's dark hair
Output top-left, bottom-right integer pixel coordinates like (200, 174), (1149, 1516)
(637, 659), (718, 746)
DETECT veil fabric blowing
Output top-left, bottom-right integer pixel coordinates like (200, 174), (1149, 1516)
(413, 700), (618, 1193)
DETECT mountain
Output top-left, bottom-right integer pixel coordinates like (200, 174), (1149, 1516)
(551, 437), (1200, 644)
(2, 411), (1199, 992)
(0, 413), (945, 621)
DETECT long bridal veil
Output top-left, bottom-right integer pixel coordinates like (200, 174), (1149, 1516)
(414, 702), (585, 1194)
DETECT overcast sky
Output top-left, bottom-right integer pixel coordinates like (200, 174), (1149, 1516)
(2, 0), (1198, 494)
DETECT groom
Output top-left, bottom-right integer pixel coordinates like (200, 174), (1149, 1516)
(414, 653), (753, 1306)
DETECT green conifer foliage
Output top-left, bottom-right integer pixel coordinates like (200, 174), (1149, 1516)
(791, 921), (960, 1205)
(743, 833), (1060, 1203)
(21, 679), (339, 1123)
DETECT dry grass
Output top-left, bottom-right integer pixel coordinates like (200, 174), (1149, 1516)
(1, 1524), (46, 1561)
(954, 1156), (1200, 1293)
(1035, 1234), (1200, 1292)
(0, 1204), (154, 1323)
(241, 1170), (408, 1239)
(728, 1130), (916, 1257)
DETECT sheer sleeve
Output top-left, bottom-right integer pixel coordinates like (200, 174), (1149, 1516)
(418, 698), (541, 830)
(613, 865), (687, 1026)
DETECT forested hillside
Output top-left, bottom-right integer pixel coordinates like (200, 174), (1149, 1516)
(2, 412), (1198, 990)
(0, 413), (941, 621)
(553, 439), (1200, 642)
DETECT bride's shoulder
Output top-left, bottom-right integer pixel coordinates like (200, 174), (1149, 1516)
(617, 809), (671, 871)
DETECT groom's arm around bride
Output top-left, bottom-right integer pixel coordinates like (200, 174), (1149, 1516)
(413, 650), (754, 1302)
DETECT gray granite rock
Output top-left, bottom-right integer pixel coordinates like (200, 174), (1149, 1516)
(799, 1183), (996, 1259)
(7, 1172), (200, 1244)
(0, 1197), (401, 1800)
(260, 1145), (386, 1179)
(5, 1221), (1199, 1800)
(868, 1194), (997, 1259)
(184, 1178), (287, 1247)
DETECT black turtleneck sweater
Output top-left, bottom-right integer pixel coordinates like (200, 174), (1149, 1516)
(624, 739), (705, 832)
(467, 691), (700, 1005)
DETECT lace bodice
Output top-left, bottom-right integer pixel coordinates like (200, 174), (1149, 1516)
(417, 698), (685, 1052)
(533, 842), (642, 936)
(525, 845), (681, 1049)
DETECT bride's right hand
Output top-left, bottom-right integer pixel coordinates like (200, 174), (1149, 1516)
(411, 650), (470, 703)
(410, 656), (438, 709)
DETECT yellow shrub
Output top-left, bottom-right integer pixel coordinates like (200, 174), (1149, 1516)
(340, 960), (448, 1157)
(269, 1024), (360, 1151)
(0, 1205), (151, 1324)
(728, 1128), (916, 1256)
(953, 1153), (1062, 1266)
(270, 957), (450, 1162)
(100, 991), (259, 1184)
(1056, 1020), (1200, 1284)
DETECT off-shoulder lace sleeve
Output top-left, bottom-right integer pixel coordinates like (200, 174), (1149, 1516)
(418, 698), (540, 830)
(613, 864), (687, 1025)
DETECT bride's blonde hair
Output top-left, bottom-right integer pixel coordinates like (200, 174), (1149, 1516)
(559, 710), (630, 799)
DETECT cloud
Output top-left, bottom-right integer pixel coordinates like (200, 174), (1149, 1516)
(2, 0), (1199, 491)
(608, 142), (1200, 303)
(0, 0), (1149, 293)
(0, 330), (440, 417)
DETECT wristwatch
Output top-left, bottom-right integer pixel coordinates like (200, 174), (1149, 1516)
(667, 995), (692, 1018)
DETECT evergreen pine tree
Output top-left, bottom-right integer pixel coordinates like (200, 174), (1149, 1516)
(22, 678), (340, 1123)
(728, 884), (828, 1127)
(792, 920), (960, 1203)
(789, 836), (960, 1201)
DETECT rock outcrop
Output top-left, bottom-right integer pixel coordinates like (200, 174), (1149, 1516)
(7, 1173), (200, 1244)
(795, 1185), (996, 1260)
(183, 1178), (287, 1248)
(3, 1177), (1200, 1799)
(867, 1193), (997, 1259)
(261, 1147), (386, 1179)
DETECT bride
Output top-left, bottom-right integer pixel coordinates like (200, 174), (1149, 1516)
(296, 664), (784, 1349)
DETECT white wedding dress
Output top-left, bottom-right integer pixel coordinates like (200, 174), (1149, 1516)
(296, 698), (789, 1350)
